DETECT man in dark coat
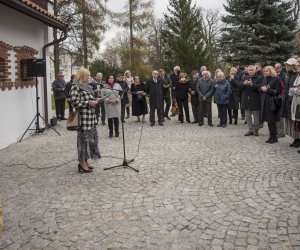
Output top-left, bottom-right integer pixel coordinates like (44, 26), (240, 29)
(159, 69), (172, 120)
(65, 74), (75, 113)
(146, 70), (164, 126)
(239, 65), (263, 136)
(90, 73), (106, 125)
(52, 73), (66, 120)
(116, 74), (129, 123)
(189, 70), (200, 123)
(197, 70), (215, 126)
(274, 63), (285, 137)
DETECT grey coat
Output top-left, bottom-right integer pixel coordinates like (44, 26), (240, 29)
(102, 83), (122, 119)
(197, 78), (215, 98)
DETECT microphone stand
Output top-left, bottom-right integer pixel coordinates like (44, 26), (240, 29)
(102, 84), (140, 173)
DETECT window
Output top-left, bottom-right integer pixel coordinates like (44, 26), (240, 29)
(20, 59), (33, 81)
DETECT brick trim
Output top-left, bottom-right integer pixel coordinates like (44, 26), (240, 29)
(0, 41), (13, 90)
(13, 46), (38, 89)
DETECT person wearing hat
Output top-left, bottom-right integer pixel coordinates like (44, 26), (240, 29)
(52, 72), (67, 120)
(281, 58), (300, 147)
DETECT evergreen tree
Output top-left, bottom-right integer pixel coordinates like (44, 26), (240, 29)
(221, 0), (297, 65)
(162, 0), (208, 73)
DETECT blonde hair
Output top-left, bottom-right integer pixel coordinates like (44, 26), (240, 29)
(230, 67), (238, 74)
(216, 71), (225, 80)
(75, 67), (90, 84)
(263, 66), (276, 77)
(214, 68), (222, 79)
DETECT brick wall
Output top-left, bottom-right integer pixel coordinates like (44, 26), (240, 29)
(0, 41), (13, 91)
(0, 41), (38, 91)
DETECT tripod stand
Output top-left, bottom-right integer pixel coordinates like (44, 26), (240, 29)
(19, 76), (61, 142)
(103, 88), (139, 172)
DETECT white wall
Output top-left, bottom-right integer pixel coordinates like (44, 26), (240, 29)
(0, 5), (51, 149)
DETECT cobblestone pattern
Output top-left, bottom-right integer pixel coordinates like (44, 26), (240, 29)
(0, 107), (299, 250)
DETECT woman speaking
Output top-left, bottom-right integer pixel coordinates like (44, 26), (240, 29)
(70, 68), (101, 173)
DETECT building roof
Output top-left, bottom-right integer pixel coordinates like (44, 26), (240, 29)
(0, 0), (68, 31)
(20, 0), (68, 26)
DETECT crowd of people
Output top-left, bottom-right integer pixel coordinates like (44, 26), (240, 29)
(52, 57), (300, 173)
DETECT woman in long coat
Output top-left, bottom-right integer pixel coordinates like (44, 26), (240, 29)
(70, 67), (101, 173)
(175, 73), (190, 123)
(227, 67), (240, 125)
(280, 58), (300, 147)
(102, 75), (122, 138)
(131, 76), (148, 122)
(260, 66), (281, 144)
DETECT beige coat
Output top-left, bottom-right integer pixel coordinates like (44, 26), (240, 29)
(291, 76), (300, 121)
(102, 83), (122, 119)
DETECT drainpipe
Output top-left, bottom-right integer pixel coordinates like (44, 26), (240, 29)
(42, 28), (68, 123)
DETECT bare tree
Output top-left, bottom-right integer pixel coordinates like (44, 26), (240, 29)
(200, 9), (224, 68)
(291, 0), (300, 23)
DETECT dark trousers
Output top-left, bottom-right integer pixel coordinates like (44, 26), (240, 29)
(191, 104), (199, 122)
(67, 100), (73, 113)
(121, 104), (126, 122)
(228, 109), (238, 123)
(217, 104), (228, 125)
(95, 102), (105, 122)
(163, 95), (171, 117)
(199, 99), (212, 124)
(55, 98), (65, 119)
(268, 122), (277, 139)
(108, 118), (119, 135)
(150, 108), (163, 123)
(177, 98), (190, 122)
(126, 107), (130, 117)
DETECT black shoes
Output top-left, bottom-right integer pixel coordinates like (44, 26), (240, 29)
(115, 132), (119, 137)
(109, 133), (113, 138)
(208, 123), (214, 127)
(266, 137), (278, 144)
(150, 122), (155, 126)
(198, 123), (204, 126)
(159, 123), (164, 126)
(78, 164), (93, 173)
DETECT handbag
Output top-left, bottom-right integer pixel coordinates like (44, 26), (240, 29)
(295, 105), (300, 120)
(270, 95), (281, 111)
(67, 110), (81, 131)
(171, 105), (180, 116)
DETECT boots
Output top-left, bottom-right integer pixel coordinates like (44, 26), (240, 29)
(233, 110), (238, 125)
(267, 122), (278, 144)
(290, 139), (300, 147)
(228, 110), (232, 124)
(108, 118), (113, 138)
(114, 118), (119, 137)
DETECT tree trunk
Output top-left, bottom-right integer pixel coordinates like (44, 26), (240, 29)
(82, 3), (88, 68)
(129, 0), (134, 71)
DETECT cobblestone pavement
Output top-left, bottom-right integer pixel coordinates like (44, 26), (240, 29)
(0, 107), (299, 250)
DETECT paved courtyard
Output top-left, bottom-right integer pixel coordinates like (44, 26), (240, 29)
(0, 108), (299, 250)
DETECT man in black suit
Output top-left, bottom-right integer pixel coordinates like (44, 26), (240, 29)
(146, 70), (164, 126)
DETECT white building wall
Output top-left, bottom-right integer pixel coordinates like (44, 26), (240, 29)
(0, 5), (51, 149)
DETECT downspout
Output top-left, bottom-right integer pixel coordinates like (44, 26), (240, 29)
(42, 28), (68, 123)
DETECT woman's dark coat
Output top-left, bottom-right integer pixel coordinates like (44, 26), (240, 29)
(227, 76), (240, 110)
(280, 72), (297, 120)
(239, 74), (263, 111)
(175, 81), (189, 100)
(131, 83), (148, 116)
(260, 76), (281, 123)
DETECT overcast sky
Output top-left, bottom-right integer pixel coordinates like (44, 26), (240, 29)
(101, 0), (225, 51)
